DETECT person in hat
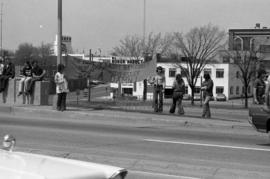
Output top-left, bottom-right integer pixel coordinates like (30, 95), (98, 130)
(149, 66), (166, 112)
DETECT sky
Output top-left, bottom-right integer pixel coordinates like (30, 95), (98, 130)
(1, 0), (270, 55)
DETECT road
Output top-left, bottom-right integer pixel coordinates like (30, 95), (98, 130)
(0, 113), (269, 179)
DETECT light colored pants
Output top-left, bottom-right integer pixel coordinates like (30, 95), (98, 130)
(202, 95), (212, 118)
(18, 77), (32, 93)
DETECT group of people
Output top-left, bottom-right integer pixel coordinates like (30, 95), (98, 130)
(19, 61), (69, 112)
(1, 58), (68, 112)
(18, 60), (46, 97)
(149, 66), (213, 118)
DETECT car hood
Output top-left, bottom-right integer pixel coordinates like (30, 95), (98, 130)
(0, 149), (125, 179)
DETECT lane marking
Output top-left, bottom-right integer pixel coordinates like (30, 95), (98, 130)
(130, 170), (201, 179)
(144, 139), (270, 152)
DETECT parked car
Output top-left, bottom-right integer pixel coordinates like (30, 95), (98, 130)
(182, 94), (191, 100)
(249, 106), (270, 133)
(216, 93), (227, 101)
(0, 134), (128, 179)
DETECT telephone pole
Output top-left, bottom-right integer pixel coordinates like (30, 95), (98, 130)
(0, 3), (3, 58)
(57, 0), (62, 65)
(143, 0), (146, 47)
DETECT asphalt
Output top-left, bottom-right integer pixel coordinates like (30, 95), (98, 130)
(0, 99), (253, 132)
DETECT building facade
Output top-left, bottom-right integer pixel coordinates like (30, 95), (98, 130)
(53, 35), (73, 55)
(228, 25), (270, 61)
(110, 60), (252, 100)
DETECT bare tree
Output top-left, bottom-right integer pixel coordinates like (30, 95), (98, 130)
(111, 32), (173, 58)
(173, 24), (226, 104)
(15, 43), (36, 65)
(111, 32), (173, 100)
(15, 42), (52, 65)
(226, 50), (263, 108)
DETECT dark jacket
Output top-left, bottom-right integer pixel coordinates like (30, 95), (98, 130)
(202, 79), (213, 97)
(3, 63), (15, 78)
(172, 79), (185, 93)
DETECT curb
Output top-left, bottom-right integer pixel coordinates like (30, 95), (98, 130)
(0, 104), (252, 132)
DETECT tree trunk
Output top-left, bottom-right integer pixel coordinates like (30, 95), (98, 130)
(118, 81), (122, 97)
(143, 79), (147, 101)
(244, 88), (248, 108)
(88, 78), (91, 102)
(191, 87), (195, 105)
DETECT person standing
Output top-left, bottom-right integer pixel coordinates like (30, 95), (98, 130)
(149, 66), (165, 112)
(55, 64), (69, 111)
(26, 60), (46, 95)
(201, 73), (213, 118)
(0, 58), (15, 93)
(18, 61), (32, 96)
(169, 74), (185, 115)
(253, 70), (266, 105)
(0, 58), (4, 75)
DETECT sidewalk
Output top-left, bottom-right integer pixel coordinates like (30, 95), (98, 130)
(0, 98), (252, 132)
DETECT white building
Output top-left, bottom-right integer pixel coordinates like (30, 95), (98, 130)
(116, 61), (252, 100)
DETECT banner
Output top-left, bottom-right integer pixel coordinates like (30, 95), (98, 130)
(64, 55), (156, 83)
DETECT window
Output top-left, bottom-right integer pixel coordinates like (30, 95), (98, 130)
(248, 86), (251, 94)
(216, 86), (224, 94)
(236, 71), (240, 78)
(169, 68), (176, 77)
(236, 86), (239, 95)
(194, 86), (201, 93)
(233, 37), (242, 51)
(243, 37), (252, 51)
(250, 39), (255, 51)
(216, 69), (224, 78)
(242, 86), (245, 94)
(230, 86), (234, 95)
(123, 88), (132, 95)
(185, 86), (188, 94)
(204, 68), (211, 76)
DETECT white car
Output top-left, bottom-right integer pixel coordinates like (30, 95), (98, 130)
(0, 134), (128, 179)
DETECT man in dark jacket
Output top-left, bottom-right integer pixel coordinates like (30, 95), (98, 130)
(0, 58), (15, 93)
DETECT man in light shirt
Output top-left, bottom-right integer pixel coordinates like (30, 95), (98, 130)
(0, 58), (4, 75)
(149, 66), (166, 112)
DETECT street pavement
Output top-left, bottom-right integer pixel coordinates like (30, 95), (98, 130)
(0, 109), (269, 179)
(0, 97), (270, 179)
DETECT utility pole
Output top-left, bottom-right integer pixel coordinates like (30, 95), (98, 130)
(0, 3), (3, 58)
(57, 0), (62, 65)
(88, 49), (92, 102)
(142, 0), (147, 101)
(143, 0), (146, 47)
